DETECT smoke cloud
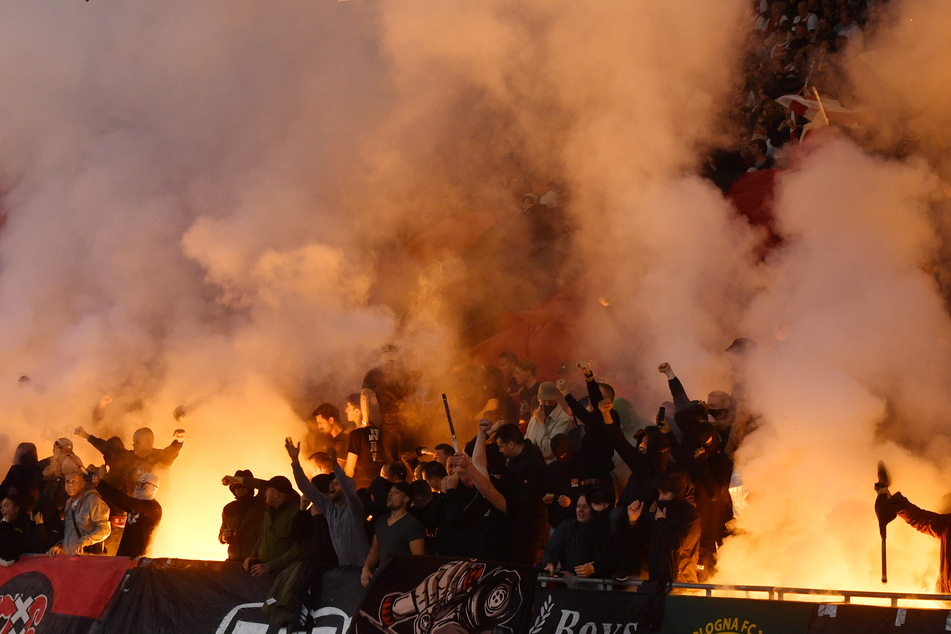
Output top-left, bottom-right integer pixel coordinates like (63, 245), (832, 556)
(1, 0), (949, 589)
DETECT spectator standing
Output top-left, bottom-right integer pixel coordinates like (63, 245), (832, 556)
(498, 351), (520, 394)
(219, 469), (266, 562)
(361, 481), (426, 587)
(309, 403), (349, 468)
(0, 443), (43, 515)
(35, 439), (84, 549)
(879, 488), (950, 593)
(627, 472), (700, 584)
(345, 407), (385, 490)
(513, 359), (541, 433)
(286, 438), (369, 567)
(343, 393), (362, 432)
(494, 424), (548, 565)
(95, 471), (162, 557)
(362, 344), (416, 465)
(525, 382), (576, 463)
(47, 472), (110, 556)
(244, 476), (304, 578)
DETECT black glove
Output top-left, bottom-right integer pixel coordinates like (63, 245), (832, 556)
(889, 492), (911, 511)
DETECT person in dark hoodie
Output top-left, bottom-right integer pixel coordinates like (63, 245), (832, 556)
(559, 362), (619, 488)
(542, 487), (616, 578)
(0, 443), (43, 515)
(669, 412), (732, 581)
(607, 421), (682, 579)
(543, 434), (582, 531)
(628, 471), (700, 584)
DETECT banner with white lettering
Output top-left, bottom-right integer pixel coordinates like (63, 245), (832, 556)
(529, 586), (652, 633)
(350, 556), (539, 634)
(530, 589), (816, 634)
(94, 559), (363, 634)
(660, 595), (814, 634)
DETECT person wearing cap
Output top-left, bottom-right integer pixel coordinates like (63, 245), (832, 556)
(361, 481), (425, 587)
(628, 472), (700, 584)
(47, 471), (110, 557)
(244, 475), (304, 578)
(95, 469), (162, 558)
(525, 381), (575, 464)
(219, 469), (266, 562)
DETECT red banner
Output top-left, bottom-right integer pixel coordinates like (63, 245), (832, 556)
(0, 555), (130, 633)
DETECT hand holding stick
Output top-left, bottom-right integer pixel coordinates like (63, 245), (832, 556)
(441, 393), (459, 452)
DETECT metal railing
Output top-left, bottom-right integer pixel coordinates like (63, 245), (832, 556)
(537, 575), (951, 609)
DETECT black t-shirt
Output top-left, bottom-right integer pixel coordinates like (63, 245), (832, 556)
(518, 383), (540, 422)
(363, 365), (410, 418)
(97, 480), (162, 557)
(348, 425), (384, 489)
(374, 512), (425, 565)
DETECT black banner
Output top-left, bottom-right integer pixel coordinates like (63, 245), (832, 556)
(529, 586), (653, 633)
(5, 556), (951, 633)
(94, 559), (364, 634)
(660, 595), (814, 634)
(350, 556), (539, 634)
(807, 602), (951, 634)
(530, 588), (817, 634)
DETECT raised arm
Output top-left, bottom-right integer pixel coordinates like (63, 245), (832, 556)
(333, 463), (366, 518)
(658, 362), (691, 410)
(457, 452), (506, 513)
(286, 437), (334, 516)
(470, 419), (491, 478)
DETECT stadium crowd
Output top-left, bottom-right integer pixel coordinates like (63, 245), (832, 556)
(5, 2), (949, 631)
(0, 335), (759, 627)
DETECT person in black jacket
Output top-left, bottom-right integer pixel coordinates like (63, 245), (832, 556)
(219, 469), (266, 562)
(628, 472), (700, 584)
(542, 488), (616, 578)
(543, 434), (582, 530)
(0, 443), (43, 515)
(494, 424), (548, 565)
(0, 494), (46, 564)
(559, 363), (619, 487)
(95, 470), (162, 558)
(669, 419), (732, 581)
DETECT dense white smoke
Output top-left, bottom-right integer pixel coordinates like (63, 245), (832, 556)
(716, 135), (951, 591)
(0, 2), (405, 558)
